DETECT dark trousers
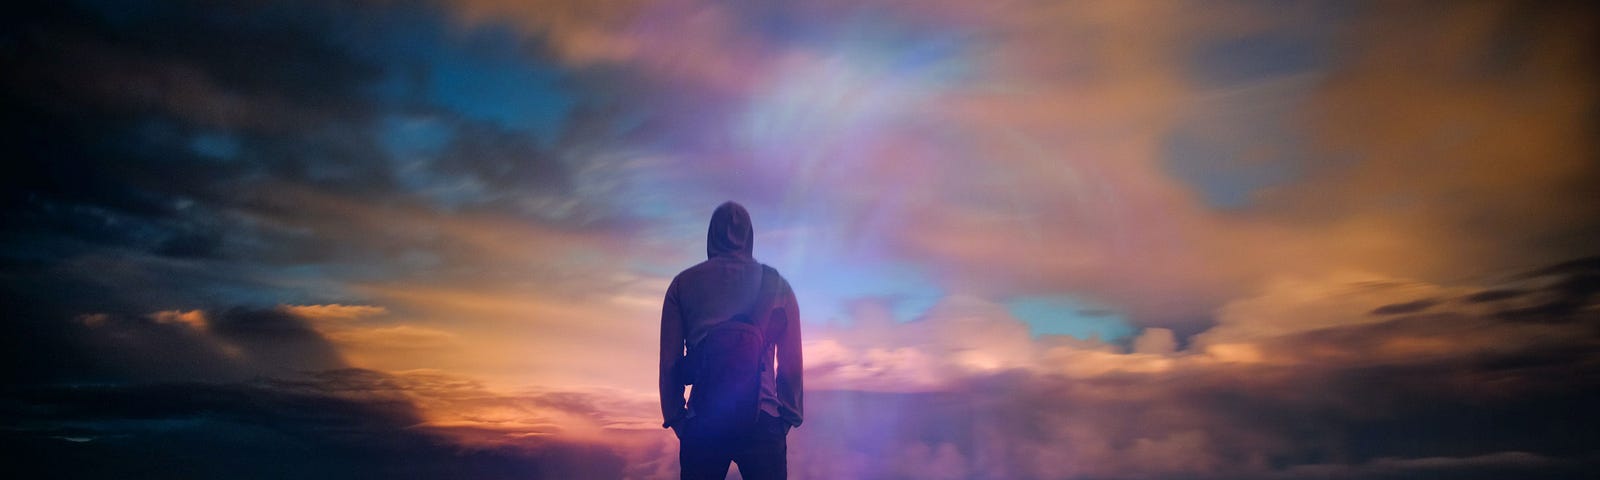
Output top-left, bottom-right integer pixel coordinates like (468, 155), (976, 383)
(677, 414), (789, 480)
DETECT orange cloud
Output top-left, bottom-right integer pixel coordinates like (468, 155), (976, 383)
(146, 309), (208, 330)
(280, 304), (388, 322)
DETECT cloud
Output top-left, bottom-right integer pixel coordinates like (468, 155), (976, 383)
(147, 309), (207, 329)
(55, 277), (1587, 480)
(1272, 451), (1592, 480)
(0, 370), (629, 479)
(775, 258), (1600, 479)
(804, 295), (1042, 391)
(435, 0), (1595, 333)
(275, 304), (468, 364)
(1132, 327), (1178, 354)
(1195, 270), (1470, 347)
(1259, 1), (1600, 280)
(324, 325), (460, 350)
(57, 307), (348, 383)
(281, 304), (389, 322)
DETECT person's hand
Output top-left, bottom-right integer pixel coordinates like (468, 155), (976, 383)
(663, 409), (687, 429)
(666, 417), (688, 439)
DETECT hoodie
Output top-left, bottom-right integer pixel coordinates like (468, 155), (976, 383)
(660, 202), (804, 429)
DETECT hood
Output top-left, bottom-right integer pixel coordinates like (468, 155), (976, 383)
(706, 201), (754, 259)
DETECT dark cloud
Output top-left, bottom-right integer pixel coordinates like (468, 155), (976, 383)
(1368, 298), (1436, 316)
(0, 278), (627, 476)
(1, 0), (393, 280)
(4, 306), (344, 385)
(1485, 256), (1600, 321)
(414, 118), (578, 218)
(1464, 288), (1528, 303)
(0, 298), (629, 476)
(0, 0), (633, 382)
(0, 370), (626, 479)
(207, 307), (348, 373)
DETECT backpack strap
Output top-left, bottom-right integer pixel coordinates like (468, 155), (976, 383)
(744, 265), (778, 327)
(746, 264), (781, 370)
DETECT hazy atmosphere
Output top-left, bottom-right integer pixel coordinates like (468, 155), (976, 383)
(3, 0), (1598, 478)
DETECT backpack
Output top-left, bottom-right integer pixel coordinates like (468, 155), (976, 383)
(679, 265), (779, 438)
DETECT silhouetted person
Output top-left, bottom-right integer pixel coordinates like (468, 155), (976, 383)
(661, 201), (803, 480)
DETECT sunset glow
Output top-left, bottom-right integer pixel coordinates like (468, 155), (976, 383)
(3, 1), (1598, 478)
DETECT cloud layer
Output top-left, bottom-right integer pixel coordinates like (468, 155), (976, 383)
(3, 0), (1597, 478)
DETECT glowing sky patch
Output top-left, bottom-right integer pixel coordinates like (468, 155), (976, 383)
(1005, 295), (1135, 341)
(787, 261), (944, 324)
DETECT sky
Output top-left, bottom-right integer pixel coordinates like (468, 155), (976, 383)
(2, 0), (1598, 478)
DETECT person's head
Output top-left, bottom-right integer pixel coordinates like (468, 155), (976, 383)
(707, 201), (753, 259)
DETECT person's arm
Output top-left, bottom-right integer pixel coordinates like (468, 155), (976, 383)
(775, 282), (803, 428)
(659, 279), (687, 428)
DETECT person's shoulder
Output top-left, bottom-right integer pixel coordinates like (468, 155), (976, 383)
(672, 258), (722, 283)
(759, 263), (794, 290)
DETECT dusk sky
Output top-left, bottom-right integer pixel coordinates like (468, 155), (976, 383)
(3, 0), (1598, 478)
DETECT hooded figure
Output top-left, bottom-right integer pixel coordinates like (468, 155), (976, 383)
(706, 201), (754, 260)
(660, 201), (803, 480)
